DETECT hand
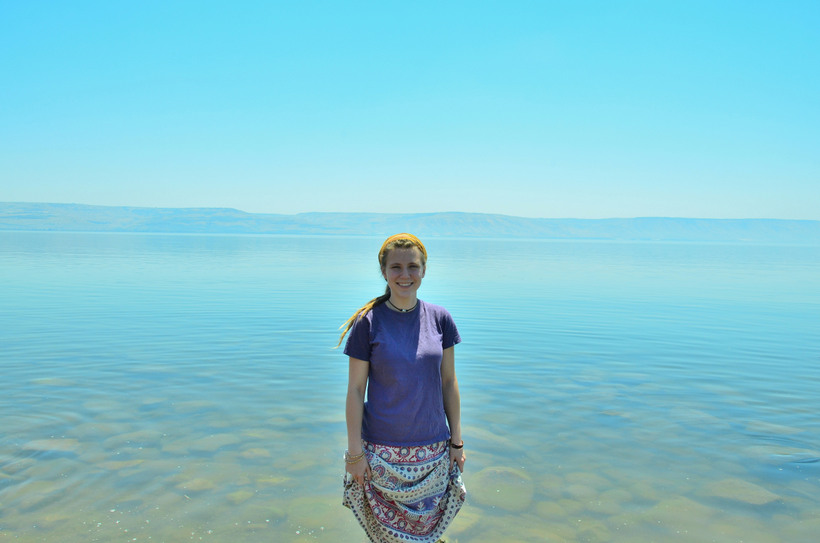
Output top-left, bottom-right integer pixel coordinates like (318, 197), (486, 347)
(449, 445), (466, 472)
(345, 453), (372, 486)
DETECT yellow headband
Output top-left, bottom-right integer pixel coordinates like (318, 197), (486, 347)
(379, 233), (427, 262)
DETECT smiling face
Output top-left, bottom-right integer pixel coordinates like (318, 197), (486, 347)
(381, 246), (426, 305)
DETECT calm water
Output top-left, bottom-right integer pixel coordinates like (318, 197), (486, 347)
(1, 232), (819, 542)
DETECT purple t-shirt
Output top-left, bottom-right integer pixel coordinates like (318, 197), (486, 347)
(344, 300), (461, 446)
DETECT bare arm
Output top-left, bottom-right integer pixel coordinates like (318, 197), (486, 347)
(345, 357), (372, 484)
(441, 346), (465, 471)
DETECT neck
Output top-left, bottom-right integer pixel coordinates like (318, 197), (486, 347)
(387, 296), (418, 312)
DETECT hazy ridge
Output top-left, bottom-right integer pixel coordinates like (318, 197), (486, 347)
(1, 202), (818, 244)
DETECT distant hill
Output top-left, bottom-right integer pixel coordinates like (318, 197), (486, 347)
(1, 202), (819, 244)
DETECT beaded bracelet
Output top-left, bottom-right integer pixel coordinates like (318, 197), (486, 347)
(449, 440), (464, 449)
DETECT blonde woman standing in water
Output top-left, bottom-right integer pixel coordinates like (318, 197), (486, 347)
(338, 233), (466, 543)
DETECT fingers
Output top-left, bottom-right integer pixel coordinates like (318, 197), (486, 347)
(353, 471), (367, 486)
(454, 453), (466, 472)
(360, 471), (373, 486)
(355, 464), (372, 487)
(362, 462), (372, 485)
(345, 454), (372, 486)
(449, 448), (466, 472)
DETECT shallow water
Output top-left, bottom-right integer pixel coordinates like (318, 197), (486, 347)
(1, 232), (819, 542)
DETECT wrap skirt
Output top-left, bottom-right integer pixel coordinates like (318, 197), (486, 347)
(343, 440), (466, 543)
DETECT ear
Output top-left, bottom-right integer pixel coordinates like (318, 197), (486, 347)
(421, 264), (426, 278)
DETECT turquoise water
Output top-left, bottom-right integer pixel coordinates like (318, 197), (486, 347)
(1, 232), (819, 542)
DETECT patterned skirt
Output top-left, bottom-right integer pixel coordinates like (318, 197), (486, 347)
(343, 440), (466, 543)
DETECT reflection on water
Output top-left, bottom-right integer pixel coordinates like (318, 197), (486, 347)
(1, 232), (819, 542)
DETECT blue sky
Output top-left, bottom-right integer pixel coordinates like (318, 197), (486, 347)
(2, 1), (818, 219)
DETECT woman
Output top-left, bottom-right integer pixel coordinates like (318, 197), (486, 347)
(338, 233), (466, 543)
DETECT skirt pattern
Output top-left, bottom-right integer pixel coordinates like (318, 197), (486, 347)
(343, 440), (466, 542)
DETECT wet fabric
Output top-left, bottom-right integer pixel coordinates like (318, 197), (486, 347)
(343, 440), (466, 543)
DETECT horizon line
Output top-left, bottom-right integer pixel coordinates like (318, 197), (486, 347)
(2, 201), (818, 223)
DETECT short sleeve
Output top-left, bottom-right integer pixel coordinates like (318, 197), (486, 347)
(343, 313), (372, 361)
(441, 310), (461, 350)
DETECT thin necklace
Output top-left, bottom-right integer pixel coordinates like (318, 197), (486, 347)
(387, 299), (418, 313)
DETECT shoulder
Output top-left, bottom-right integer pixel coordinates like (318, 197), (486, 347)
(420, 299), (452, 316)
(350, 301), (388, 331)
(349, 306), (374, 332)
(344, 304), (384, 357)
(367, 302), (390, 321)
(420, 300), (461, 346)
(419, 300), (456, 323)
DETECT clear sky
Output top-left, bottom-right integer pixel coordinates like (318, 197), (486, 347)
(2, 1), (818, 219)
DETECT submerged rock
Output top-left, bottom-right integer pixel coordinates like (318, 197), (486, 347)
(102, 429), (164, 450)
(609, 495), (716, 538)
(565, 483), (597, 500)
(175, 478), (215, 492)
(172, 400), (217, 413)
(22, 439), (80, 453)
(642, 495), (716, 531)
(576, 518), (611, 543)
(187, 433), (241, 452)
(706, 478), (780, 505)
(783, 517), (820, 541)
(16, 480), (68, 511)
(535, 500), (567, 519)
(227, 489), (255, 505)
(38, 510), (73, 527)
(470, 466), (535, 511)
(2, 458), (35, 475)
(242, 428), (289, 441)
(586, 488), (632, 516)
(745, 420), (803, 436)
(99, 459), (145, 470)
(30, 377), (75, 387)
(565, 471), (610, 488)
(445, 503), (481, 535)
(70, 422), (124, 442)
(256, 475), (293, 487)
(240, 447), (271, 459)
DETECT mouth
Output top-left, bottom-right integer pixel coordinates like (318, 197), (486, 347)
(397, 282), (414, 287)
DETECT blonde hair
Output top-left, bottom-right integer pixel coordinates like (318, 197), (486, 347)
(336, 233), (427, 347)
